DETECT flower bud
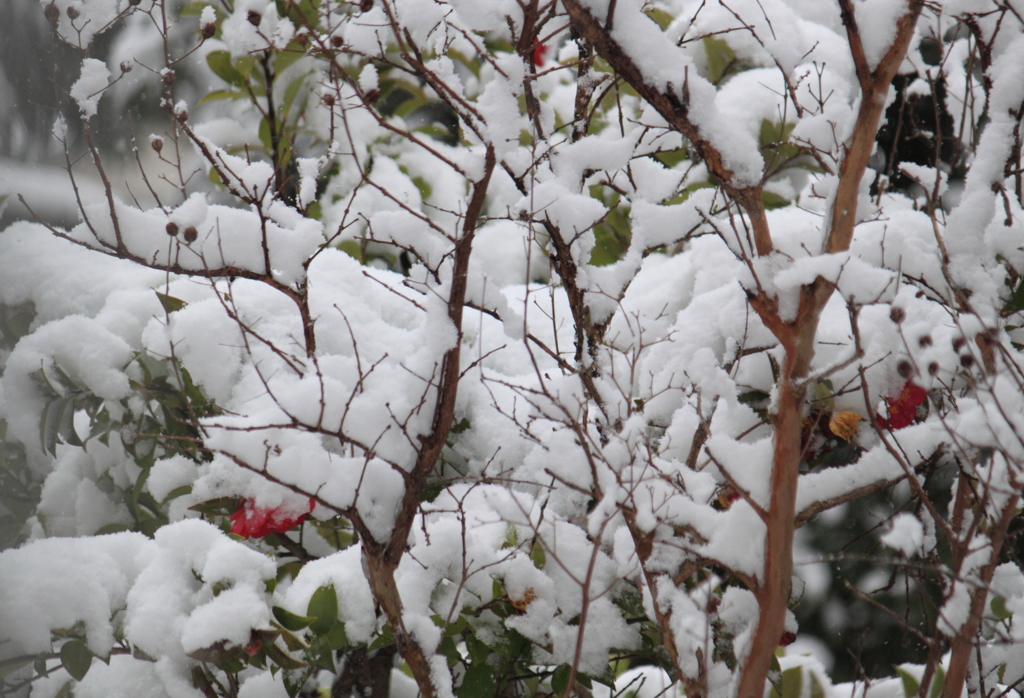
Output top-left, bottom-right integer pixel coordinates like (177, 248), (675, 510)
(150, 136), (164, 153)
(247, 9), (261, 26)
(918, 335), (932, 348)
(166, 221), (179, 236)
(66, 5), (80, 19)
(360, 0), (373, 10)
(897, 359), (915, 379)
(889, 306), (905, 324)
(201, 22), (216, 39)
(183, 226), (198, 243)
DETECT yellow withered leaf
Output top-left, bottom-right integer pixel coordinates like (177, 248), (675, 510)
(829, 411), (863, 442)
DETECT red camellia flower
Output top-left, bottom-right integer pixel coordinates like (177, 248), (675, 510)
(533, 41), (549, 66)
(878, 381), (928, 431)
(230, 498), (315, 539)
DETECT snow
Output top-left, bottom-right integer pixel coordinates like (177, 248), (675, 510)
(70, 59), (111, 120)
(880, 513), (925, 556)
(8, 0), (1024, 696)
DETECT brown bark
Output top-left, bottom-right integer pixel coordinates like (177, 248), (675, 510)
(354, 147), (496, 698)
(562, 1), (924, 695)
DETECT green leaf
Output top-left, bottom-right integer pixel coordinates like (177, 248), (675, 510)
(275, 44), (308, 78)
(777, 666), (802, 698)
(94, 522), (131, 535)
(55, 681), (74, 698)
(262, 640), (308, 671)
(206, 50), (246, 88)
(1003, 278), (1024, 315)
(897, 666), (920, 698)
(551, 664), (572, 695)
(644, 7), (673, 29)
(930, 665), (945, 698)
(762, 190), (791, 210)
(368, 625), (395, 651)
(458, 663), (495, 698)
(530, 539), (546, 569)
(189, 497), (238, 515)
(766, 655), (783, 697)
(0, 657), (33, 679)
(155, 291), (187, 315)
(197, 89), (243, 105)
(704, 37), (736, 84)
(992, 596), (1013, 620)
(273, 606), (314, 631)
(306, 585), (338, 635)
(810, 673), (827, 698)
(60, 639), (93, 681)
(451, 417), (471, 434)
(324, 620), (348, 650)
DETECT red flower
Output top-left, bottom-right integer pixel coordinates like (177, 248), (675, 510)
(533, 41), (549, 66)
(877, 381), (927, 431)
(230, 498), (315, 539)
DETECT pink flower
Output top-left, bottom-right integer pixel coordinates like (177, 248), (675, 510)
(230, 498), (315, 539)
(878, 381), (927, 431)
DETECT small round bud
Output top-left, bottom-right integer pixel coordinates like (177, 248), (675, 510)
(897, 359), (915, 379)
(128, 0), (142, 6)
(166, 221), (179, 236)
(322, 94), (335, 107)
(163, 70), (176, 86)
(247, 9), (261, 26)
(150, 136), (164, 153)
(960, 354), (975, 368)
(928, 362), (940, 376)
(952, 336), (967, 352)
(175, 106), (189, 122)
(201, 22), (216, 39)
(918, 335), (933, 348)
(44, 2), (60, 26)
(183, 226), (198, 243)
(295, 32), (308, 46)
(120, 61), (133, 74)
(330, 35), (344, 48)
(889, 306), (905, 324)
(66, 5), (80, 19)
(359, 0), (373, 11)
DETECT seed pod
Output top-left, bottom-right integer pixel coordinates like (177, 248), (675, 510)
(247, 9), (261, 26)
(120, 61), (133, 74)
(150, 136), (164, 153)
(165, 221), (179, 237)
(183, 226), (198, 243)
(918, 335), (932, 348)
(295, 32), (308, 46)
(330, 35), (343, 48)
(66, 5), (80, 19)
(322, 94), (335, 107)
(889, 306), (906, 324)
(128, 0), (141, 6)
(44, 2), (60, 27)
(928, 362), (940, 376)
(960, 354), (975, 368)
(952, 336), (967, 352)
(201, 22), (216, 39)
(359, 0), (373, 11)
(175, 105), (189, 122)
(897, 359), (915, 379)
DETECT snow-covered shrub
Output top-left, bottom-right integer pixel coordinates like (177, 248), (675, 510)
(3, 0), (1024, 697)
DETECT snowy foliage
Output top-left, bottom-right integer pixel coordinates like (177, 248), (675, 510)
(3, 0), (1024, 697)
